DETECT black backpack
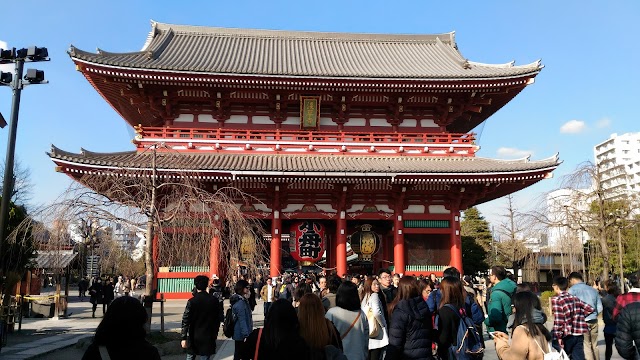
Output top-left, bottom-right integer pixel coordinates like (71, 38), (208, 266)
(222, 307), (235, 338)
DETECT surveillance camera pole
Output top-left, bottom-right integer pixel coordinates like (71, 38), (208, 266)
(0, 58), (24, 259)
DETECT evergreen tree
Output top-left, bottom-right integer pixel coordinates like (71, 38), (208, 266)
(462, 235), (489, 275)
(0, 199), (34, 305)
(461, 207), (494, 266)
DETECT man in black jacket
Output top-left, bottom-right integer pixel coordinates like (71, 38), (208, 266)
(181, 275), (222, 359)
(614, 271), (640, 360)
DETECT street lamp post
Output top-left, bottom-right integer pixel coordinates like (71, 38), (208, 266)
(0, 46), (49, 262)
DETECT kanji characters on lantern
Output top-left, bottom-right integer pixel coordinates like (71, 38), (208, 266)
(289, 221), (326, 263)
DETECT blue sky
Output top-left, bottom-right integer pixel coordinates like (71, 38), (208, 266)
(0, 0), (638, 228)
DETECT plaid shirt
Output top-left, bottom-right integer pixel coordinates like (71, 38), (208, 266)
(613, 289), (640, 320)
(551, 291), (595, 340)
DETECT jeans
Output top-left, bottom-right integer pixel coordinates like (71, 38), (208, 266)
(263, 301), (272, 317)
(564, 335), (585, 360)
(186, 355), (211, 360)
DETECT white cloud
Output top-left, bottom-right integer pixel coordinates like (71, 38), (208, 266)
(596, 117), (611, 128)
(560, 120), (586, 134)
(0, 41), (6, 50)
(496, 147), (533, 158)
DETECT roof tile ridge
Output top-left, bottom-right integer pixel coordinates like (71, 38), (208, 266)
(434, 36), (467, 69)
(468, 59), (543, 70)
(78, 148), (138, 157)
(48, 144), (79, 158)
(152, 20), (454, 44)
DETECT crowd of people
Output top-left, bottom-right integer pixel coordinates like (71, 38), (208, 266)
(80, 267), (640, 360)
(83, 275), (144, 318)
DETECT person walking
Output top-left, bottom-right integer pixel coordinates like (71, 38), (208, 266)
(551, 276), (594, 360)
(568, 272), (603, 360)
(261, 277), (277, 317)
(436, 276), (467, 360)
(484, 266), (517, 334)
(181, 275), (222, 360)
(88, 278), (103, 318)
(613, 271), (640, 360)
(102, 278), (115, 315)
(231, 279), (253, 360)
(386, 276), (434, 360)
(601, 280), (619, 360)
(361, 277), (389, 360)
(326, 281), (369, 360)
(493, 291), (551, 360)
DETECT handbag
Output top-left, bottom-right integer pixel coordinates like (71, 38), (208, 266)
(366, 305), (381, 338)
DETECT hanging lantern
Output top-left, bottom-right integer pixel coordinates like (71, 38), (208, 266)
(350, 224), (381, 261)
(240, 232), (256, 260)
(289, 221), (325, 263)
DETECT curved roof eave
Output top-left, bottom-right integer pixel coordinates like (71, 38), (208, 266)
(69, 56), (542, 83)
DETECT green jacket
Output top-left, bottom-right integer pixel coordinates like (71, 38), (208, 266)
(484, 278), (516, 332)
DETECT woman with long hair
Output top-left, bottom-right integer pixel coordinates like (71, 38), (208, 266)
(298, 293), (345, 357)
(81, 296), (161, 360)
(386, 276), (434, 360)
(436, 276), (467, 360)
(602, 280), (620, 360)
(361, 277), (389, 360)
(493, 291), (552, 360)
(245, 299), (311, 359)
(326, 281), (369, 360)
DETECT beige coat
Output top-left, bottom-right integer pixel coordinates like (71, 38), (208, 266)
(260, 284), (277, 302)
(495, 325), (550, 360)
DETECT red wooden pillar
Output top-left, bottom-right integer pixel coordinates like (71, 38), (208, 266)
(393, 189), (406, 275)
(270, 186), (282, 278)
(450, 210), (463, 273)
(209, 216), (221, 278)
(393, 213), (406, 275)
(336, 187), (348, 276)
(336, 212), (347, 277)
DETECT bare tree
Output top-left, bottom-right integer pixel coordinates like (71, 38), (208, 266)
(496, 194), (531, 277)
(0, 159), (33, 207)
(17, 145), (268, 329)
(526, 161), (639, 280)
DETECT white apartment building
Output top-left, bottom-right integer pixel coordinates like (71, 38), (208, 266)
(594, 132), (640, 198)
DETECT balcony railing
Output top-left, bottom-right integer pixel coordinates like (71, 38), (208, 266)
(133, 126), (478, 156)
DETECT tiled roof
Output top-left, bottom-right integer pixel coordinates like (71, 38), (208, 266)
(35, 251), (77, 269)
(49, 146), (560, 176)
(68, 21), (542, 80)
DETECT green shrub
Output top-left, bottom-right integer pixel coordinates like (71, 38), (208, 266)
(539, 290), (555, 316)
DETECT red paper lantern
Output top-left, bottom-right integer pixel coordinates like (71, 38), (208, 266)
(289, 221), (326, 263)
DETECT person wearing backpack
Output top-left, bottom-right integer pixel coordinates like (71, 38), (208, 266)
(484, 266), (517, 334)
(437, 276), (484, 360)
(230, 279), (253, 360)
(493, 291), (553, 360)
(427, 267), (485, 329)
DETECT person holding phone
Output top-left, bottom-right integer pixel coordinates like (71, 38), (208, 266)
(493, 291), (551, 360)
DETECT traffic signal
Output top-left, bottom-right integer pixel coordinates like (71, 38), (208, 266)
(24, 69), (45, 83)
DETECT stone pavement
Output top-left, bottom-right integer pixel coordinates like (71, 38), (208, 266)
(0, 292), (627, 360)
